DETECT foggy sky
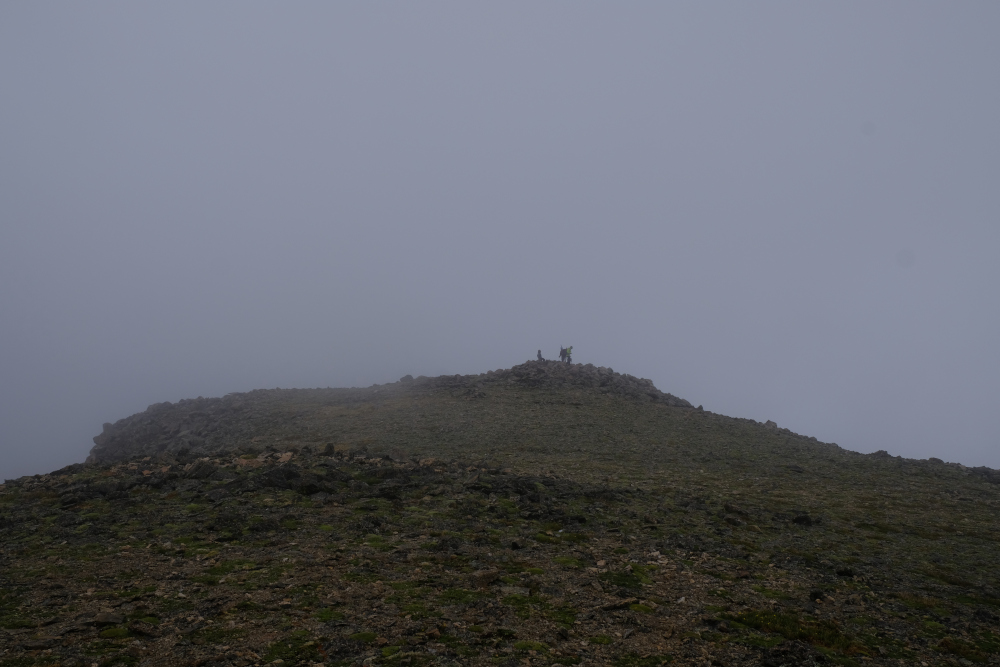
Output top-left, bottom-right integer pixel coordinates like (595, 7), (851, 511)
(2, 3), (999, 481)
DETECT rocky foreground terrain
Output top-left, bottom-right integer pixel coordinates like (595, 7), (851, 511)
(3, 361), (1000, 667)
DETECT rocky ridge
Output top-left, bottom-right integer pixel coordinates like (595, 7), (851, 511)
(86, 362), (691, 466)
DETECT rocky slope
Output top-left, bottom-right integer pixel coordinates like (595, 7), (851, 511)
(3, 361), (1000, 667)
(86, 362), (691, 466)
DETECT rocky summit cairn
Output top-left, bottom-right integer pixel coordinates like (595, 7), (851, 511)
(447, 361), (693, 407)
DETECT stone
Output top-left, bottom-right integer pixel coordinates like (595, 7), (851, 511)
(128, 620), (159, 636)
(602, 598), (637, 611)
(93, 612), (123, 626)
(185, 460), (217, 480)
(471, 569), (500, 588)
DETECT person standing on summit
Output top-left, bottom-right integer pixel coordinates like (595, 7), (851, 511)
(559, 347), (567, 363)
(566, 345), (573, 363)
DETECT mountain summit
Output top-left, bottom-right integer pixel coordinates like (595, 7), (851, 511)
(87, 361), (692, 466)
(2, 361), (999, 666)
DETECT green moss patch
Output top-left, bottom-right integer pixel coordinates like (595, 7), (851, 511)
(600, 564), (653, 589)
(725, 610), (863, 654)
(439, 588), (484, 604)
(262, 629), (321, 663)
(98, 627), (129, 639)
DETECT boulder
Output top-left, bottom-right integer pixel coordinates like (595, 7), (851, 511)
(186, 460), (217, 479)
